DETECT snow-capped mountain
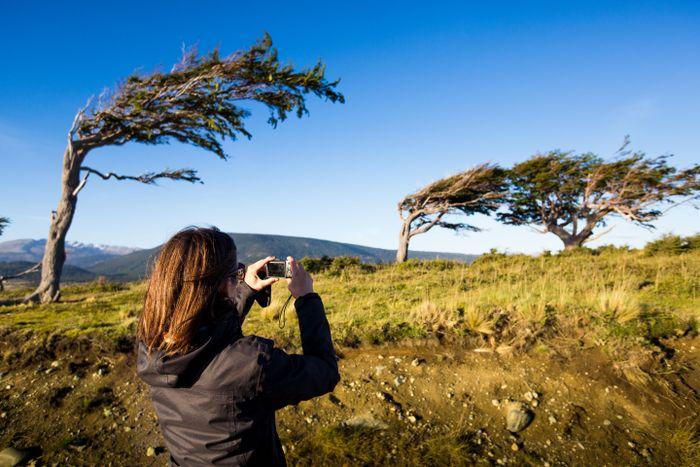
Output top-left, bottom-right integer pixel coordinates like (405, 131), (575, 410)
(0, 239), (142, 268)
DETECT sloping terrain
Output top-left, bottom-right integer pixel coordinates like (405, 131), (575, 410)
(87, 233), (476, 282)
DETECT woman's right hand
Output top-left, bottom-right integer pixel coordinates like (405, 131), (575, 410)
(287, 256), (314, 298)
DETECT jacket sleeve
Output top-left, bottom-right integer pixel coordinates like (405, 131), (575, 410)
(234, 281), (258, 324)
(258, 293), (340, 410)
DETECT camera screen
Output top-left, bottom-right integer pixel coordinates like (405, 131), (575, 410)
(266, 261), (287, 278)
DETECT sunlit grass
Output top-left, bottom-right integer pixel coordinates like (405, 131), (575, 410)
(1, 248), (698, 352)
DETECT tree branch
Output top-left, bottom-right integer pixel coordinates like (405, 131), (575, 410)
(80, 166), (202, 185)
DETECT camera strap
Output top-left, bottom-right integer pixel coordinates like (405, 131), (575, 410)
(278, 293), (293, 328)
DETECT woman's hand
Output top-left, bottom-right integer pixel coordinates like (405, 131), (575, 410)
(244, 256), (279, 291)
(287, 256), (314, 298)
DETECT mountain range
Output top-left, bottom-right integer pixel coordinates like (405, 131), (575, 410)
(0, 234), (476, 284)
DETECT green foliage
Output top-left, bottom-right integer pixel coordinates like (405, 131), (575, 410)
(645, 233), (700, 256)
(76, 33), (344, 161)
(0, 216), (9, 236)
(498, 144), (700, 247)
(399, 164), (508, 234)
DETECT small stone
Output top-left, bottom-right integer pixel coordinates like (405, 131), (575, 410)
(511, 442), (519, 451)
(627, 441), (636, 449)
(0, 447), (34, 466)
(603, 419), (611, 426)
(0, 412), (6, 418)
(411, 358), (422, 367)
(505, 402), (534, 433)
(146, 446), (156, 457)
(344, 414), (388, 430)
(407, 415), (417, 423)
(5, 385), (11, 390)
(50, 361), (60, 368)
(548, 415), (557, 424)
(492, 399), (500, 407)
(393, 376), (406, 387)
(641, 448), (651, 458)
(524, 391), (534, 402)
(124, 426), (131, 432)
(103, 408), (112, 417)
(531, 400), (539, 407)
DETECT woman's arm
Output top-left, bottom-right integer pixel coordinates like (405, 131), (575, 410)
(257, 259), (340, 410)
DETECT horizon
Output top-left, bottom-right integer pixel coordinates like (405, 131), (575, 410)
(1, 1), (699, 255)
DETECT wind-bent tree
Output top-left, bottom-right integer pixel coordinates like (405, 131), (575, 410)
(396, 164), (507, 262)
(498, 144), (700, 250)
(0, 217), (8, 236)
(27, 34), (343, 303)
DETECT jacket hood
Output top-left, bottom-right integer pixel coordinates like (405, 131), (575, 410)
(137, 310), (242, 388)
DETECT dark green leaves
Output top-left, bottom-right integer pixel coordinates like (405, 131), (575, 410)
(74, 34), (344, 162)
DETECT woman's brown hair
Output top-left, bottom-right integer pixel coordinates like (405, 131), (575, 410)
(137, 226), (236, 355)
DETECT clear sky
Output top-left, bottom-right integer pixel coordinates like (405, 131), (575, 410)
(1, 1), (698, 254)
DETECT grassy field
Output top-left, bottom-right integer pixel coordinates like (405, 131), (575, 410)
(1, 240), (698, 359)
(1, 239), (699, 465)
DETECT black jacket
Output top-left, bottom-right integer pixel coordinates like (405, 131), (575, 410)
(137, 284), (339, 466)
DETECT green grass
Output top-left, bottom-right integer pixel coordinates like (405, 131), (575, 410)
(1, 248), (698, 354)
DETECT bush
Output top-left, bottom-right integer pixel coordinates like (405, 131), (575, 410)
(644, 234), (699, 256)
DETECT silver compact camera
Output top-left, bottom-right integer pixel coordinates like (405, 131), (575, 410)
(265, 260), (292, 279)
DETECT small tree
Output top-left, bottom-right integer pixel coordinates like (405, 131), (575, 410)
(498, 142), (700, 249)
(0, 217), (8, 236)
(28, 34), (343, 303)
(396, 164), (507, 262)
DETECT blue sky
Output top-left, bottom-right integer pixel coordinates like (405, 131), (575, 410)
(1, 1), (698, 254)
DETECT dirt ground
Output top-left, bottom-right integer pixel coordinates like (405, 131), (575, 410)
(1, 337), (698, 466)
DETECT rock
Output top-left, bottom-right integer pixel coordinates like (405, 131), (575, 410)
(511, 442), (519, 451)
(603, 419), (611, 426)
(393, 376), (406, 387)
(146, 446), (156, 457)
(505, 402), (534, 433)
(0, 447), (36, 466)
(531, 400), (539, 407)
(548, 415), (557, 425)
(407, 415), (417, 423)
(50, 361), (60, 368)
(411, 358), (423, 367)
(491, 399), (500, 407)
(344, 414), (389, 430)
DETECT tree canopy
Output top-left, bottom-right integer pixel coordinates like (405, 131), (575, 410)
(396, 164), (507, 261)
(498, 143), (700, 249)
(0, 217), (8, 236)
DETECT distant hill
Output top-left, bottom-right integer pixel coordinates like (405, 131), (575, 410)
(0, 239), (141, 268)
(0, 261), (97, 285)
(0, 233), (476, 284)
(88, 233), (477, 282)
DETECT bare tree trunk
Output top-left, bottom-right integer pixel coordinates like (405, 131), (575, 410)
(25, 145), (85, 303)
(396, 221), (410, 263)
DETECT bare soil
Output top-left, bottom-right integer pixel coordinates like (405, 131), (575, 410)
(1, 337), (698, 466)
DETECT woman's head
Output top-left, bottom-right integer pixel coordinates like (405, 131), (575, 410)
(137, 226), (237, 355)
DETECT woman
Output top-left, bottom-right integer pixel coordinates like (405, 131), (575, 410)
(137, 227), (339, 466)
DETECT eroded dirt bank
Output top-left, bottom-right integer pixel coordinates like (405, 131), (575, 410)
(1, 338), (699, 466)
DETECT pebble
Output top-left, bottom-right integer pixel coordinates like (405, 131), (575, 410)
(393, 376), (406, 387)
(505, 402), (534, 433)
(511, 443), (519, 451)
(50, 361), (60, 368)
(146, 446), (156, 457)
(0, 447), (32, 466)
(407, 415), (417, 423)
(411, 358), (422, 367)
(548, 415), (557, 424)
(491, 399), (500, 407)
(603, 419), (611, 426)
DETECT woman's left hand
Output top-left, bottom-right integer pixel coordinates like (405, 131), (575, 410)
(244, 256), (279, 291)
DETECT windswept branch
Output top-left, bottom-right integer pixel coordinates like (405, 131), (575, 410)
(0, 262), (41, 292)
(80, 166), (202, 185)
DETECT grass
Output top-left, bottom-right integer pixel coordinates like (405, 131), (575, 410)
(0, 247), (698, 357)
